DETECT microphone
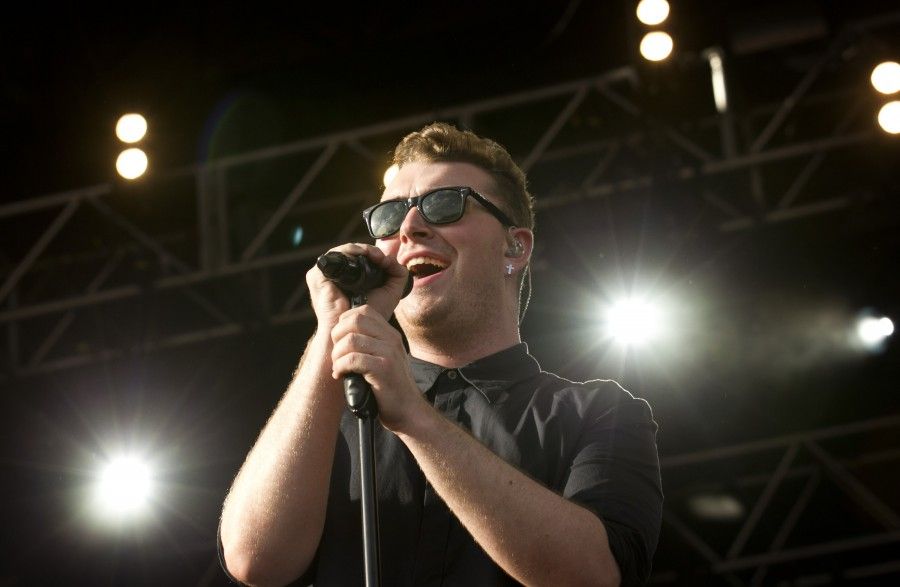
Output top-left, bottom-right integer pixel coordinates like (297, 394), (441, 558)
(316, 251), (413, 298)
(317, 251), (385, 296)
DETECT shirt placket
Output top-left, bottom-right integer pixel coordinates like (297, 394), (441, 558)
(413, 369), (466, 584)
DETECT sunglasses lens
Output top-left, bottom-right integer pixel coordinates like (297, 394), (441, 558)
(421, 189), (464, 224)
(369, 201), (407, 238)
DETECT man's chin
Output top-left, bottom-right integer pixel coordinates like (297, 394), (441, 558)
(396, 295), (449, 330)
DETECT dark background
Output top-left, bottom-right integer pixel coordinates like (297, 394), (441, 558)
(2, 1), (898, 585)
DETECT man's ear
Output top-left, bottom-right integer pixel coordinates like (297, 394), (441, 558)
(504, 227), (533, 265)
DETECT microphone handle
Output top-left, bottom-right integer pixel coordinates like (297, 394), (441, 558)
(344, 373), (378, 419)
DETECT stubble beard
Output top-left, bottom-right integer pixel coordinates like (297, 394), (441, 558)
(396, 277), (502, 349)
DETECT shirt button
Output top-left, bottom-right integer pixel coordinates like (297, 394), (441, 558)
(447, 370), (457, 379)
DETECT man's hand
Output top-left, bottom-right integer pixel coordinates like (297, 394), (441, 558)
(330, 304), (428, 432)
(307, 243), (409, 328)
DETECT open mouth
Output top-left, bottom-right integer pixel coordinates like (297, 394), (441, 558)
(406, 256), (448, 279)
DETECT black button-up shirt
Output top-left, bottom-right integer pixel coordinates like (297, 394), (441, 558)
(222, 343), (662, 586)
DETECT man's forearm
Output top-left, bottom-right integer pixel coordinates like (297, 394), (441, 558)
(397, 407), (622, 587)
(220, 331), (345, 586)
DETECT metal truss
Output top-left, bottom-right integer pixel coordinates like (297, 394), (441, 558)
(652, 415), (900, 585)
(0, 11), (897, 379)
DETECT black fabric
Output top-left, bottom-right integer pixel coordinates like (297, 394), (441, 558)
(221, 343), (662, 586)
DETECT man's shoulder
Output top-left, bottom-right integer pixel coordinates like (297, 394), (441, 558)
(530, 369), (633, 398)
(528, 371), (655, 421)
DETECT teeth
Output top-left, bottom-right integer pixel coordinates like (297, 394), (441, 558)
(405, 256), (448, 271)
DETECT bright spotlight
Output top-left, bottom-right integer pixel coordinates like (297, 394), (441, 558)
(95, 456), (153, 517)
(115, 113), (148, 143)
(636, 0), (670, 26)
(606, 297), (664, 347)
(640, 31), (674, 62)
(870, 61), (900, 95)
(857, 316), (894, 347)
(877, 101), (900, 134)
(116, 148), (149, 180)
(383, 163), (400, 187)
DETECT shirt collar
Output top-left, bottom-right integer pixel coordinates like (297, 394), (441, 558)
(409, 343), (542, 403)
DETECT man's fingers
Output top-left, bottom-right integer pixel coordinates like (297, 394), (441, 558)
(331, 332), (379, 361)
(331, 352), (384, 380)
(326, 243), (384, 262)
(332, 306), (399, 340)
(332, 310), (374, 343)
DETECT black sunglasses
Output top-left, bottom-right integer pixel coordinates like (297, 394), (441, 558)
(362, 186), (515, 239)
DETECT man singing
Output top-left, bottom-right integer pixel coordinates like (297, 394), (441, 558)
(219, 123), (663, 586)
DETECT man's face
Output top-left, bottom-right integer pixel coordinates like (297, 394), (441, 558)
(374, 161), (512, 333)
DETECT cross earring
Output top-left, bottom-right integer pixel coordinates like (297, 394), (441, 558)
(506, 263), (514, 276)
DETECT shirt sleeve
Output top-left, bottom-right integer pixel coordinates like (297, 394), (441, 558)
(561, 384), (663, 586)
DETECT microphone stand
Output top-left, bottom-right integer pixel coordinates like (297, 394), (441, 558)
(343, 291), (382, 587)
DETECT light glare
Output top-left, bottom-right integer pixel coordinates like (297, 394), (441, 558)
(688, 493), (745, 521)
(636, 0), (670, 26)
(870, 61), (900, 95)
(95, 456), (153, 516)
(857, 316), (894, 345)
(116, 148), (149, 180)
(383, 163), (399, 187)
(877, 101), (900, 134)
(115, 113), (148, 143)
(707, 50), (728, 113)
(640, 31), (674, 62)
(606, 298), (663, 346)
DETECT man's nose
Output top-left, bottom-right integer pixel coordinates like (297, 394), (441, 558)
(398, 205), (432, 240)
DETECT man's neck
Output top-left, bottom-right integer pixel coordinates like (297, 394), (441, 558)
(397, 288), (523, 368)
(405, 324), (521, 368)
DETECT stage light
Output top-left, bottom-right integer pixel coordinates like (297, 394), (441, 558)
(636, 0), (670, 26)
(383, 163), (399, 187)
(606, 297), (664, 347)
(705, 48), (728, 113)
(115, 113), (148, 143)
(688, 493), (745, 521)
(640, 31), (674, 62)
(857, 316), (894, 347)
(116, 147), (148, 180)
(871, 61), (900, 95)
(94, 455), (154, 517)
(877, 101), (900, 134)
